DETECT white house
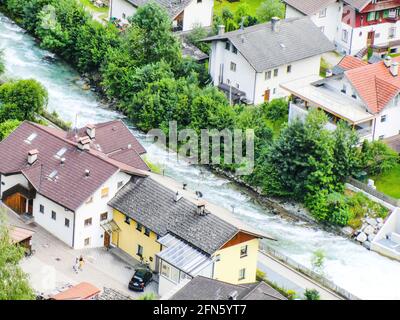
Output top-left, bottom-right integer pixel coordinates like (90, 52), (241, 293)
(203, 17), (335, 105)
(109, 0), (214, 32)
(282, 55), (400, 141)
(0, 120), (149, 249)
(284, 0), (400, 56)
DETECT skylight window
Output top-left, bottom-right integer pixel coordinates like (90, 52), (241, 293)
(55, 147), (67, 159)
(24, 132), (37, 144)
(48, 170), (58, 180)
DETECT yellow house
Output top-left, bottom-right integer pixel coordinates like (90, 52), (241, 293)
(108, 176), (271, 296)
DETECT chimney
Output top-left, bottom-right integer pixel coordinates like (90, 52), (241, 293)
(28, 149), (39, 165)
(218, 25), (225, 35)
(85, 169), (90, 177)
(86, 124), (96, 139)
(78, 136), (91, 151)
(384, 55), (392, 68)
(228, 291), (238, 300)
(391, 61), (399, 77)
(271, 17), (280, 32)
(196, 200), (206, 216)
(61, 157), (66, 165)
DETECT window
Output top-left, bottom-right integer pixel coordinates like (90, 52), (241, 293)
(225, 42), (230, 51)
(117, 181), (124, 189)
(144, 227), (151, 237)
(124, 216), (131, 225)
(273, 69), (278, 77)
(51, 211), (56, 221)
(100, 212), (108, 221)
(342, 30), (348, 43)
(381, 115), (387, 123)
(273, 88), (277, 94)
(122, 13), (126, 19)
(287, 65), (292, 73)
(232, 45), (237, 54)
(239, 268), (246, 280)
(367, 11), (376, 22)
(84, 237), (91, 246)
(136, 222), (143, 232)
(86, 196), (93, 204)
(341, 84), (347, 94)
(197, 0), (202, 3)
(319, 8), (327, 18)
(101, 187), (109, 199)
(137, 244), (143, 257)
(265, 71), (272, 80)
(65, 218), (70, 228)
(230, 62), (236, 72)
(240, 245), (248, 258)
(389, 27), (396, 39)
(40, 204), (44, 214)
(84, 218), (92, 227)
(55, 147), (67, 159)
(379, 135), (385, 140)
(161, 261), (180, 283)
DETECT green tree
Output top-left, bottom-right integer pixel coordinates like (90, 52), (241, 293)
(304, 289), (320, 300)
(0, 50), (4, 75)
(129, 3), (181, 66)
(360, 140), (399, 176)
(0, 212), (35, 300)
(256, 0), (285, 22)
(0, 79), (48, 121)
(0, 119), (21, 140)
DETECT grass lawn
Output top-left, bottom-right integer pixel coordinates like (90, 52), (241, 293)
(373, 163), (400, 199)
(78, 0), (109, 14)
(214, 0), (265, 16)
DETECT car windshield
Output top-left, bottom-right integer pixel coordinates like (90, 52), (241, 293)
(134, 269), (147, 279)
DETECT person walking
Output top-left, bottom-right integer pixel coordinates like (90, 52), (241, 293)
(73, 257), (79, 274)
(78, 255), (85, 271)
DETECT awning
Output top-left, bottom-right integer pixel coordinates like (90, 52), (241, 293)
(157, 234), (213, 276)
(9, 225), (35, 244)
(101, 220), (121, 234)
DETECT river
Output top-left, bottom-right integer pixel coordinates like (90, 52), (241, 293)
(1, 13), (399, 300)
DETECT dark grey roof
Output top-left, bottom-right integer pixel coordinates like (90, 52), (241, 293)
(332, 65), (345, 75)
(108, 177), (239, 255)
(126, 0), (192, 18)
(343, 0), (370, 11)
(283, 0), (337, 15)
(203, 17), (335, 72)
(169, 276), (287, 300)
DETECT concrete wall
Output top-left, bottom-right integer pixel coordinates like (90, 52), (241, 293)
(73, 171), (131, 249)
(374, 95), (400, 139)
(213, 238), (259, 284)
(112, 209), (162, 270)
(33, 194), (75, 247)
(0, 173), (30, 197)
(109, 0), (137, 24)
(182, 0), (214, 31)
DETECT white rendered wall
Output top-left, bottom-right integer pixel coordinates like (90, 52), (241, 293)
(182, 0), (214, 31)
(109, 0), (137, 24)
(0, 173), (29, 198)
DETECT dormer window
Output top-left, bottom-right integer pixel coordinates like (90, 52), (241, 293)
(55, 147), (67, 159)
(25, 132), (37, 144)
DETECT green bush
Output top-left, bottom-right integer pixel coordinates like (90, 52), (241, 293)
(304, 289), (320, 300)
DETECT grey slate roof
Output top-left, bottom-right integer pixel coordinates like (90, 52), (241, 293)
(203, 17), (335, 72)
(126, 0), (192, 18)
(108, 177), (240, 255)
(343, 0), (370, 11)
(282, 0), (337, 15)
(169, 276), (287, 300)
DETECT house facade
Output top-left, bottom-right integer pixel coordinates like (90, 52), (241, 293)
(203, 17), (334, 105)
(0, 120), (149, 249)
(284, 0), (400, 56)
(108, 174), (271, 297)
(282, 55), (400, 141)
(109, 0), (214, 31)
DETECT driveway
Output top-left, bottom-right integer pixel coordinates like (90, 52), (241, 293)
(4, 205), (158, 299)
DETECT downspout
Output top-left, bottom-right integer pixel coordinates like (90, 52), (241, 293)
(252, 71), (257, 104)
(72, 210), (76, 248)
(349, 25), (354, 55)
(372, 116), (377, 141)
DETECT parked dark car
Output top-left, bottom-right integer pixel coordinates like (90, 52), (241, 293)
(128, 269), (153, 291)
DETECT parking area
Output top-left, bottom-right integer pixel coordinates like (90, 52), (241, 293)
(4, 205), (158, 299)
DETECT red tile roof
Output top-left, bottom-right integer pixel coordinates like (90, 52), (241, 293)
(345, 56), (400, 113)
(338, 56), (368, 71)
(52, 282), (100, 300)
(0, 121), (148, 211)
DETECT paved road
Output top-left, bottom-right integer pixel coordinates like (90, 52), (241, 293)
(258, 252), (343, 300)
(3, 205), (157, 299)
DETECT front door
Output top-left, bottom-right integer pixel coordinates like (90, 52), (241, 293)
(264, 89), (270, 102)
(367, 31), (375, 47)
(104, 232), (110, 248)
(5, 193), (26, 214)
